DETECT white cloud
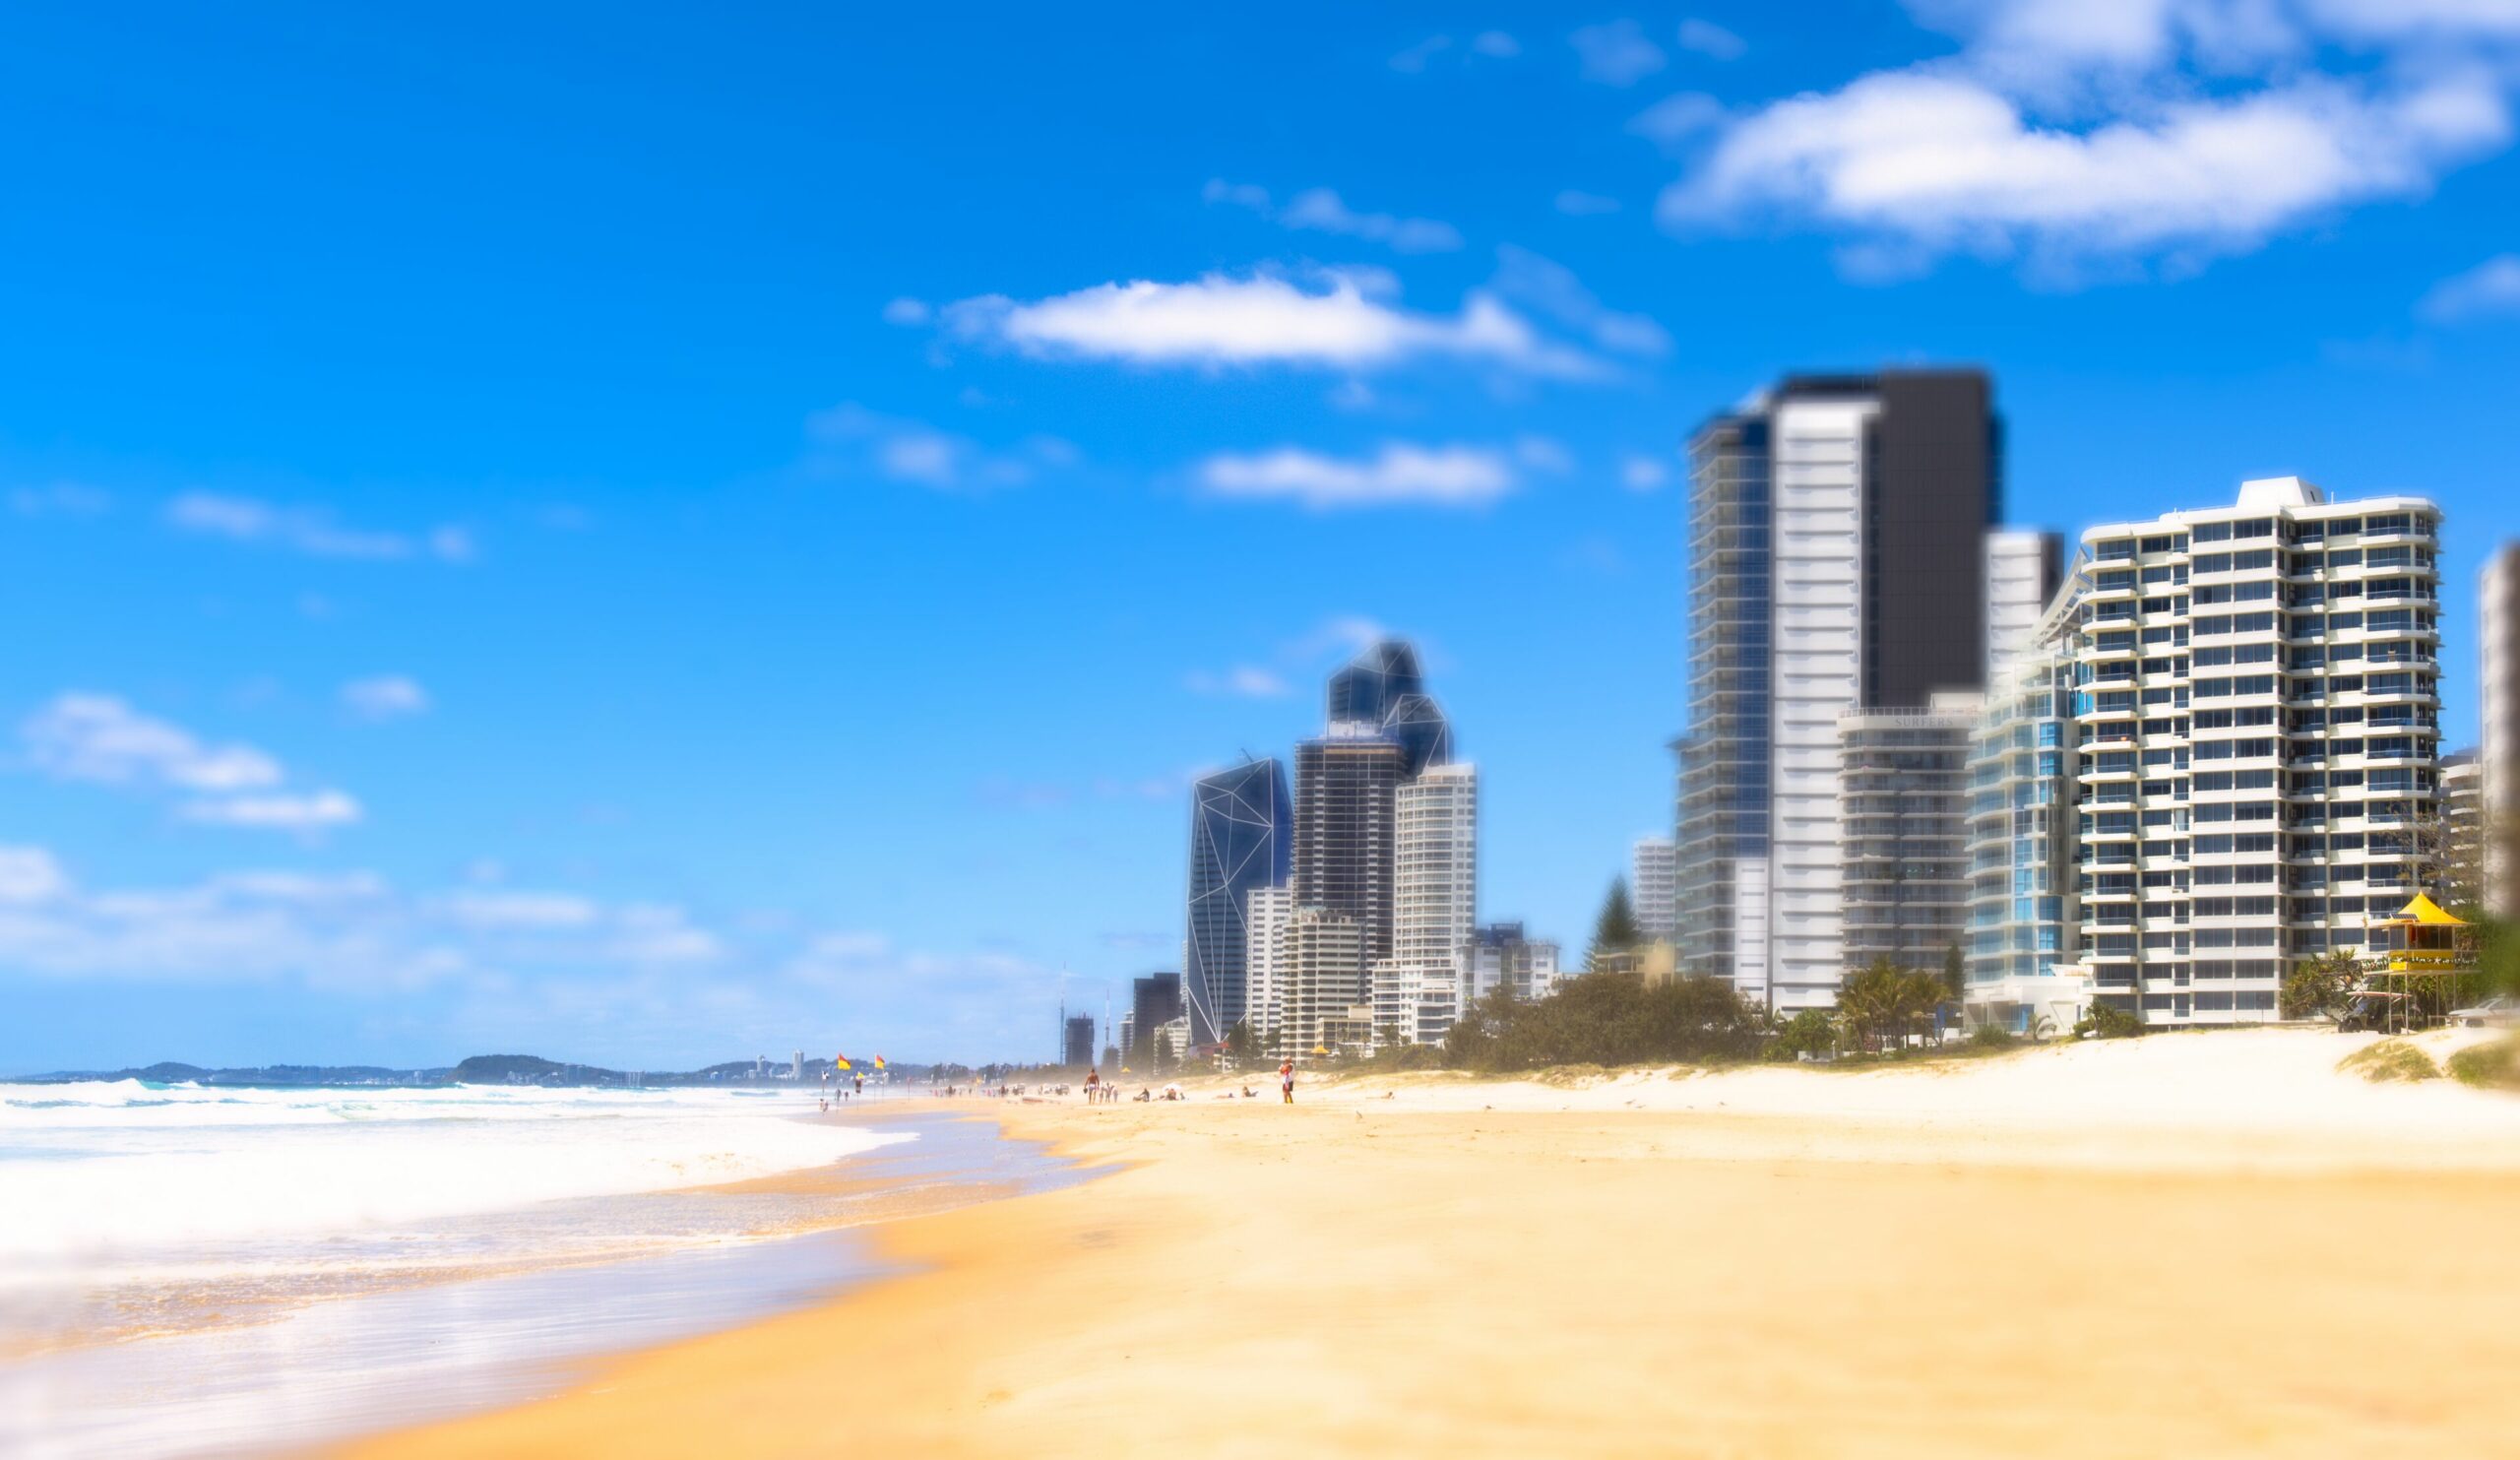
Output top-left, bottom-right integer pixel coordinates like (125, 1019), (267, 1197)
(805, 403), (1077, 491)
(19, 693), (372, 835)
(1184, 666), (1294, 698)
(9, 483), (109, 518)
(2306, 0), (2520, 38)
(943, 271), (1599, 377)
(1676, 18), (1747, 59)
(1196, 442), (1521, 510)
(1662, 69), (2508, 265)
(1390, 33), (1453, 72)
(1656, 1), (2520, 272)
(1554, 189), (1624, 216)
(1488, 245), (1672, 356)
(1205, 180), (1464, 253)
(1621, 455), (1672, 490)
(180, 790), (363, 832)
(2419, 253), (2520, 320)
(881, 296), (931, 326)
(1572, 20), (1668, 87)
(342, 674), (430, 722)
(440, 891), (604, 930)
(610, 904), (725, 966)
(23, 694), (283, 793)
(1628, 93), (1730, 150)
(1393, 30), (1523, 70)
(1278, 188), (1466, 253)
(165, 493), (474, 563)
(0, 847), (70, 904)
(0, 855), (766, 997)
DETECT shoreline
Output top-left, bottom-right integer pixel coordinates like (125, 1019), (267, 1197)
(342, 1030), (2520, 1459)
(3, 1108), (1083, 1460)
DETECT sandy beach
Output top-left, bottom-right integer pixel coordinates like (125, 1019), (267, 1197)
(343, 1030), (2520, 1459)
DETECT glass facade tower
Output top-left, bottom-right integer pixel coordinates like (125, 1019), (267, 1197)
(1184, 757), (1292, 1046)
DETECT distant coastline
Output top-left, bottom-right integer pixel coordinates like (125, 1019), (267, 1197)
(12, 1052), (952, 1090)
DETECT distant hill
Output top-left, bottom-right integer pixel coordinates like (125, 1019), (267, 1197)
(20, 1061), (451, 1087)
(448, 1053), (624, 1085)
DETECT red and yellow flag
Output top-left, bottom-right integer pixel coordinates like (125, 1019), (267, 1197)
(873, 1054), (887, 1070)
(834, 1053), (851, 1071)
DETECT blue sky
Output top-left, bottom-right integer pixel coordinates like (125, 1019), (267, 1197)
(7, 1), (2520, 1072)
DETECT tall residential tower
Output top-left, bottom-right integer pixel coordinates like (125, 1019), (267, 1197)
(1675, 370), (2003, 1010)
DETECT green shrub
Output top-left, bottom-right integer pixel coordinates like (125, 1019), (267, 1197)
(1764, 1008), (1837, 1063)
(1442, 973), (1762, 1074)
(2074, 1001), (2145, 1040)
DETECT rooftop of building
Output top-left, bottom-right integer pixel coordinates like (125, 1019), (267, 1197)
(2078, 477), (2440, 541)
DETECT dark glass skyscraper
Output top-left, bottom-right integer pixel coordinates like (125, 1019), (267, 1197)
(1328, 640), (1423, 726)
(1295, 639), (1455, 966)
(1293, 729), (1407, 964)
(1129, 972), (1182, 1060)
(1673, 370), (2001, 1011)
(1183, 757), (1292, 1045)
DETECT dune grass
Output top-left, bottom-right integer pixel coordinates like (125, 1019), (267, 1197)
(2338, 1039), (2441, 1084)
(2447, 1037), (2520, 1091)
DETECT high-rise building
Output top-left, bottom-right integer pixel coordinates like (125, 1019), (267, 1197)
(1462, 922), (1563, 1003)
(1377, 761), (1478, 1045)
(1676, 370), (2004, 1012)
(2059, 478), (2443, 1027)
(1292, 636), (1462, 1045)
(1129, 973), (1183, 1059)
(2443, 750), (2484, 912)
(1243, 885), (1294, 1048)
(2484, 543), (2520, 917)
(1630, 836), (1677, 942)
(1061, 1013), (1098, 1068)
(1840, 700), (1977, 974)
(1287, 906), (1370, 1061)
(1293, 727), (1407, 963)
(1986, 530), (2063, 672)
(1963, 603), (2082, 1025)
(1184, 757), (1292, 1045)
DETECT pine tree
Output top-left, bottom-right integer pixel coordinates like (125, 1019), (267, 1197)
(1585, 876), (1642, 972)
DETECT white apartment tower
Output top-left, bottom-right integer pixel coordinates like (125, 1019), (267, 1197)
(2483, 544), (2520, 918)
(1286, 907), (1370, 1061)
(1242, 885), (1294, 1049)
(2065, 477), (2443, 1027)
(1375, 761), (1478, 1046)
(1630, 836), (1677, 941)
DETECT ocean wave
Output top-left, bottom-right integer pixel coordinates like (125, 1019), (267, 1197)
(0, 1085), (906, 1264)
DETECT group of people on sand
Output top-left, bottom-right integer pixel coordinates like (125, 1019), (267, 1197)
(816, 1074), (866, 1114)
(1080, 1061), (1298, 1106)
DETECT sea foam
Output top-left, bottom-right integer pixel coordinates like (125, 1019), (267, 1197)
(0, 1082), (903, 1266)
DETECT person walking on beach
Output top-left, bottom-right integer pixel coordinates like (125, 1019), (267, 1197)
(1280, 1059), (1295, 1105)
(1085, 1067), (1101, 1103)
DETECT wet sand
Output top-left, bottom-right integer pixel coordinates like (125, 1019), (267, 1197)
(340, 1041), (2520, 1459)
(3, 1109), (1077, 1460)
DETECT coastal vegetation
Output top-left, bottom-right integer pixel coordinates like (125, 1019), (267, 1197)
(2448, 1037), (2520, 1091)
(1434, 970), (1765, 1073)
(2337, 1039), (2441, 1083)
